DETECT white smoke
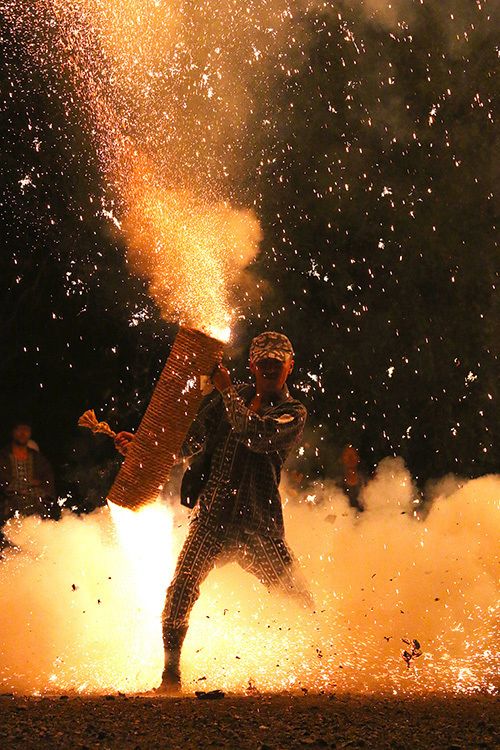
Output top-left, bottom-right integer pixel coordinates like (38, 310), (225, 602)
(0, 503), (174, 695)
(1, 459), (499, 696)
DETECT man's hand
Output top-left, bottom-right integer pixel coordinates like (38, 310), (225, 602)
(211, 363), (232, 392)
(114, 431), (135, 456)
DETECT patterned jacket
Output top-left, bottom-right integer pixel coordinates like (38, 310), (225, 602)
(180, 383), (306, 537)
(0, 446), (56, 525)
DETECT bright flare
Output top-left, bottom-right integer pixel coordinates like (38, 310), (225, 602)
(120, 154), (261, 334)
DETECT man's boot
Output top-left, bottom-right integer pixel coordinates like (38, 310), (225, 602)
(155, 648), (182, 695)
(155, 625), (187, 695)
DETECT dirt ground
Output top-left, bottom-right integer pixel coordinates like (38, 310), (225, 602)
(1, 692), (499, 749)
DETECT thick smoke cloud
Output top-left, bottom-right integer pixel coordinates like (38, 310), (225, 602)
(2, 462), (499, 695)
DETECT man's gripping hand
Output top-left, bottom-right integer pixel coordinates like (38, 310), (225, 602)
(114, 431), (135, 456)
(210, 363), (232, 392)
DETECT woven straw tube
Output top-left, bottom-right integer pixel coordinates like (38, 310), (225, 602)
(107, 326), (224, 510)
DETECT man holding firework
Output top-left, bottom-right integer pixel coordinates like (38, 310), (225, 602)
(116, 331), (313, 694)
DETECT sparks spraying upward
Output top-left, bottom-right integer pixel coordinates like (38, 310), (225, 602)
(120, 153), (261, 335)
(5, 0), (268, 334)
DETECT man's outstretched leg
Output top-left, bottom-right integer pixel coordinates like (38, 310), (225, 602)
(157, 625), (187, 694)
(239, 532), (314, 609)
(157, 522), (222, 694)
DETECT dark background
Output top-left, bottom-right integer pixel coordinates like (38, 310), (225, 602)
(1, 2), (499, 511)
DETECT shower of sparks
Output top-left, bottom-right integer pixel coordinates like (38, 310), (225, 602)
(1, 0), (499, 698)
(249, 0), (498, 479)
(3, 0), (497, 461)
(121, 153), (261, 333)
(3, 0), (272, 333)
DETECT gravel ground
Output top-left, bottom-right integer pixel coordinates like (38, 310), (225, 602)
(1, 692), (499, 749)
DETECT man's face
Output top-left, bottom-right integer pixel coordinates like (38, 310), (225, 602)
(12, 424), (32, 446)
(250, 356), (294, 395)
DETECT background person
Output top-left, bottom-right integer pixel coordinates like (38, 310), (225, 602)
(338, 444), (367, 512)
(0, 418), (57, 538)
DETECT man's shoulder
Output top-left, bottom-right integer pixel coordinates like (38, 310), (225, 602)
(282, 385), (306, 408)
(284, 397), (307, 419)
(30, 448), (52, 467)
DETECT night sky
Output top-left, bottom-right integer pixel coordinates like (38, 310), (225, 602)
(1, 0), (498, 510)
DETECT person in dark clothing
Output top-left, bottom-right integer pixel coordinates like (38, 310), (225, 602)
(338, 444), (367, 512)
(115, 332), (313, 694)
(0, 419), (57, 539)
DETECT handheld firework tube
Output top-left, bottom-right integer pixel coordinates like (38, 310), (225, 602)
(107, 326), (224, 511)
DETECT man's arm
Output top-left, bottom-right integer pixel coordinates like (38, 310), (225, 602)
(220, 386), (306, 453)
(211, 366), (306, 453)
(211, 364), (306, 453)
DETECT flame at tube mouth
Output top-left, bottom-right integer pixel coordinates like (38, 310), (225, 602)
(115, 152), (261, 334)
(208, 325), (231, 343)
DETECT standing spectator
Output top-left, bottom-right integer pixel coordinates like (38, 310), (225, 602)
(339, 444), (367, 512)
(0, 418), (57, 536)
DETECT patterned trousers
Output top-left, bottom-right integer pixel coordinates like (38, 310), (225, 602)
(162, 521), (313, 655)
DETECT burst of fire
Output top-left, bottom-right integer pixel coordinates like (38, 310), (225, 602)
(7, 0), (262, 336)
(120, 153), (261, 335)
(107, 500), (175, 610)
